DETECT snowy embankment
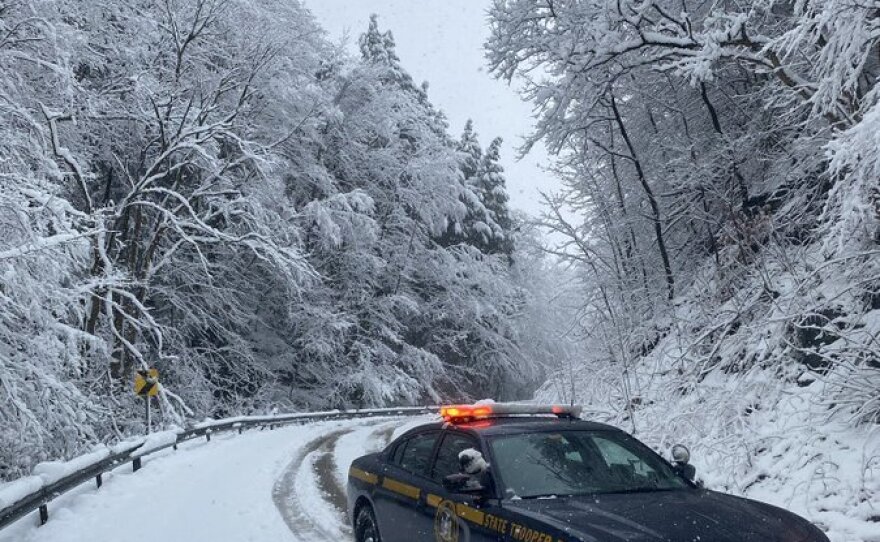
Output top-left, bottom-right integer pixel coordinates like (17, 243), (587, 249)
(0, 417), (425, 542)
(537, 233), (880, 542)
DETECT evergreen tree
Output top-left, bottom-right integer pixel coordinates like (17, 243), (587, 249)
(458, 119), (482, 179)
(473, 137), (514, 256)
(436, 120), (486, 249)
(358, 14), (410, 86)
(358, 14), (399, 66)
(436, 123), (515, 256)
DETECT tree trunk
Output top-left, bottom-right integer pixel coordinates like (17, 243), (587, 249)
(609, 93), (675, 300)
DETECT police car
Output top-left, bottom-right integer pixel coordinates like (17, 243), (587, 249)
(346, 403), (829, 542)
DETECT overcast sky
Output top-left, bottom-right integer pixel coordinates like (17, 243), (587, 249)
(303, 0), (558, 217)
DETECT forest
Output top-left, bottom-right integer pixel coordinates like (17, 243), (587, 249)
(0, 0), (575, 478)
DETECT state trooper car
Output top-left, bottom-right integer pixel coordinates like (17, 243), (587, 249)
(346, 403), (829, 542)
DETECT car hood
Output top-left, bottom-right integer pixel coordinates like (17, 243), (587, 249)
(503, 489), (823, 542)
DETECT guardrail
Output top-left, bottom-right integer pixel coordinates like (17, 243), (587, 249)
(0, 406), (435, 531)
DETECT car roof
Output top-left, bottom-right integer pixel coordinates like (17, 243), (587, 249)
(398, 416), (622, 440)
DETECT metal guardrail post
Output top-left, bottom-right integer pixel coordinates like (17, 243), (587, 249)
(38, 504), (48, 526)
(132, 457), (142, 472)
(96, 473), (102, 488)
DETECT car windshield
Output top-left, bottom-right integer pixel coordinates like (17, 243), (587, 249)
(488, 430), (689, 498)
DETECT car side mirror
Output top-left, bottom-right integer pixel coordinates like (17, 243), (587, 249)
(442, 473), (488, 495)
(671, 444), (697, 481)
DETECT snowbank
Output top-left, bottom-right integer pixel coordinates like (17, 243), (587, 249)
(333, 420), (399, 490)
(130, 430), (181, 459)
(1, 447), (115, 509)
(32, 448), (111, 486)
(0, 447), (115, 509)
(0, 476), (42, 509)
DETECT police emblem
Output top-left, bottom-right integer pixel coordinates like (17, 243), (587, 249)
(434, 500), (459, 542)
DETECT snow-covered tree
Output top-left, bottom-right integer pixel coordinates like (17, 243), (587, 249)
(473, 137), (514, 256)
(438, 121), (515, 256)
(359, 13), (413, 89)
(487, 0), (880, 425)
(279, 16), (535, 406)
(458, 119), (482, 179)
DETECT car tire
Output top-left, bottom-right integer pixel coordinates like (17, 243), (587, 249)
(355, 504), (382, 542)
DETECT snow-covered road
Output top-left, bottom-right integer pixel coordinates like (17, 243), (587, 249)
(0, 417), (428, 542)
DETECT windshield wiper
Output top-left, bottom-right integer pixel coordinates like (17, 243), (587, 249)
(518, 493), (568, 500)
(598, 486), (680, 495)
(516, 486), (684, 499)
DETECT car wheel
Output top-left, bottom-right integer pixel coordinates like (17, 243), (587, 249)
(355, 504), (381, 542)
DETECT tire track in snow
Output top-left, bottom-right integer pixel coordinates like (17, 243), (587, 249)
(273, 420), (398, 541)
(273, 429), (349, 541)
(314, 438), (349, 513)
(329, 420), (405, 522)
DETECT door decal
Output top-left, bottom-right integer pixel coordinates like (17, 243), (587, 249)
(434, 500), (460, 542)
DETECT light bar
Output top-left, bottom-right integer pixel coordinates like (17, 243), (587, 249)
(440, 403), (582, 422)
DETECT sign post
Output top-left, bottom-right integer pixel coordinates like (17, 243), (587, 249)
(134, 369), (159, 434)
(145, 394), (151, 434)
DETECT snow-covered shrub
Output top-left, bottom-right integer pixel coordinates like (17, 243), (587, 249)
(0, 182), (109, 478)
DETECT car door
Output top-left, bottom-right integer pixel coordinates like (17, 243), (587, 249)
(374, 431), (439, 542)
(425, 431), (501, 542)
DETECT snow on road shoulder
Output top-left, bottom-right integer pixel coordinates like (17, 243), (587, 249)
(0, 420), (366, 542)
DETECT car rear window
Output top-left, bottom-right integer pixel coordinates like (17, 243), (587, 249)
(396, 432), (438, 477)
(390, 440), (407, 464)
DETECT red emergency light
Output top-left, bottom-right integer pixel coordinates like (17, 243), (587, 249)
(440, 403), (582, 422)
(440, 404), (493, 420)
